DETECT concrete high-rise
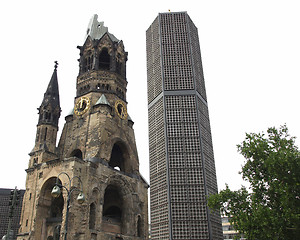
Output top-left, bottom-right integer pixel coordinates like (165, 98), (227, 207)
(0, 188), (25, 239)
(146, 12), (222, 240)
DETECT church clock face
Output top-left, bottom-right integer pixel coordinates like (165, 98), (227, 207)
(115, 100), (127, 119)
(74, 96), (91, 116)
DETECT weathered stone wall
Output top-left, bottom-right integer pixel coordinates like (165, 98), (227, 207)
(18, 156), (148, 240)
(18, 16), (148, 240)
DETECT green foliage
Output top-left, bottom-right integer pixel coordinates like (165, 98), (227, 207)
(208, 125), (300, 240)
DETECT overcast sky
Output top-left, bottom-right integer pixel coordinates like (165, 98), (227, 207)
(1, 0), (299, 192)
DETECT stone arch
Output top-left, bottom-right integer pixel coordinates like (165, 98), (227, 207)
(102, 185), (122, 234)
(103, 185), (122, 220)
(36, 177), (63, 240)
(90, 187), (101, 203)
(101, 176), (134, 235)
(109, 141), (132, 174)
(98, 48), (110, 70)
(70, 149), (83, 159)
(89, 187), (100, 230)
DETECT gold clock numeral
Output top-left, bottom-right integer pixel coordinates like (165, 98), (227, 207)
(74, 96), (90, 116)
(115, 100), (127, 119)
(78, 98), (86, 110)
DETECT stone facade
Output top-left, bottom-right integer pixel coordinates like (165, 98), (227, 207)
(17, 15), (148, 240)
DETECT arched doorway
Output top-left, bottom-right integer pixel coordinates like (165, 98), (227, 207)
(36, 177), (63, 240)
(102, 185), (122, 234)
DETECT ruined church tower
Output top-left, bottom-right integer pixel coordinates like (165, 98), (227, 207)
(17, 15), (149, 240)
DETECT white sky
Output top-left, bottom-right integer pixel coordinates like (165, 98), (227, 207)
(1, 0), (299, 192)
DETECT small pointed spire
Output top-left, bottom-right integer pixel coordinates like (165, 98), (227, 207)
(42, 61), (60, 108)
(38, 61), (61, 127)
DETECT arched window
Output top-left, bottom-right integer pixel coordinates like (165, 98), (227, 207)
(103, 185), (122, 223)
(82, 58), (88, 72)
(87, 55), (93, 71)
(70, 149), (83, 159)
(89, 203), (96, 229)
(108, 142), (133, 174)
(137, 215), (142, 237)
(98, 48), (110, 70)
(44, 127), (48, 141)
(44, 111), (51, 121)
(109, 144), (125, 172)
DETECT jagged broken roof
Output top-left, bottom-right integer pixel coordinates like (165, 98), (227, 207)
(85, 14), (119, 42)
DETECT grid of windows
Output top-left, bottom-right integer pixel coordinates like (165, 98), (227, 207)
(189, 202), (207, 220)
(166, 95), (210, 239)
(190, 221), (209, 239)
(148, 98), (170, 239)
(0, 189), (25, 239)
(196, 96), (219, 199)
(170, 186), (188, 203)
(187, 169), (204, 185)
(172, 221), (190, 239)
(168, 153), (185, 168)
(146, 17), (163, 104)
(189, 16), (207, 101)
(185, 153), (201, 168)
(160, 13), (194, 91)
(147, 12), (222, 240)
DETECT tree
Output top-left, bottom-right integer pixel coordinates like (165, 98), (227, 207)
(208, 125), (300, 240)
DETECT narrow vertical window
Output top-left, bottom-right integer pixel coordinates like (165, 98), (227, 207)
(89, 203), (96, 229)
(98, 48), (110, 70)
(44, 127), (48, 141)
(137, 215), (142, 237)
